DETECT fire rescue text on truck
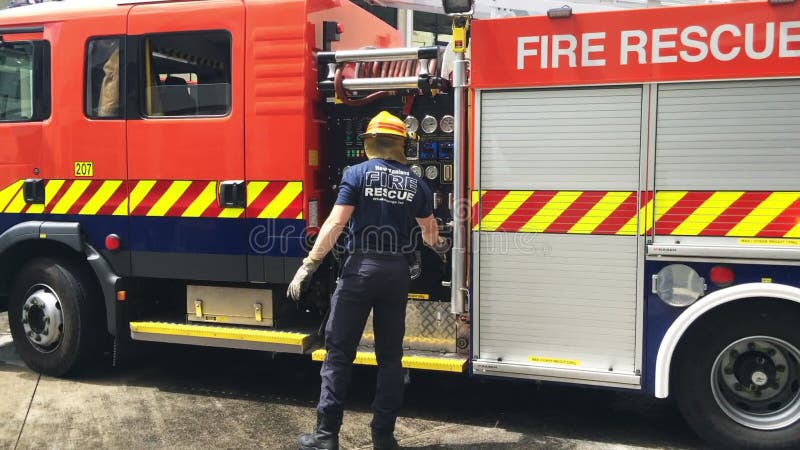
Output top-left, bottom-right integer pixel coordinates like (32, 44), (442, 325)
(1, 0), (800, 448)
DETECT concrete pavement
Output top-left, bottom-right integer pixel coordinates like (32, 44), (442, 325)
(0, 311), (706, 449)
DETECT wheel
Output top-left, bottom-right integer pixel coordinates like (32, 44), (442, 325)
(673, 303), (800, 449)
(8, 257), (102, 376)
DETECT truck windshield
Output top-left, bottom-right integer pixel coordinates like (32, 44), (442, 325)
(0, 42), (34, 121)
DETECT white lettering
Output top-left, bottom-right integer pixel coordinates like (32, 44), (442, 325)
(552, 34), (578, 68)
(745, 23), (774, 60)
(652, 28), (678, 63)
(779, 21), (800, 58)
(517, 36), (540, 70)
(710, 24), (741, 61)
(680, 26), (708, 63)
(621, 30), (647, 65)
(540, 36), (549, 69)
(581, 32), (606, 67)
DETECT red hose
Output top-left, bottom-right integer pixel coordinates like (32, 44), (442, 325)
(334, 57), (440, 106)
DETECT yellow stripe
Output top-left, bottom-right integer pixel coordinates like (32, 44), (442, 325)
(50, 180), (91, 214)
(672, 191), (743, 236)
(0, 180), (24, 212)
(4, 187), (27, 213)
(147, 181), (191, 217)
(182, 181), (217, 218)
(728, 192), (800, 237)
(27, 179), (66, 214)
(785, 222), (800, 238)
(311, 349), (465, 373)
(479, 191), (532, 232)
(218, 207), (244, 218)
(296, 211), (303, 219)
(130, 322), (310, 346)
(79, 180), (123, 215)
(620, 191), (687, 235)
(113, 198), (128, 216)
(519, 191), (582, 233)
(128, 180), (156, 213)
(472, 190), (486, 231)
(258, 182), (302, 219)
(247, 181), (269, 206)
(569, 191), (631, 234)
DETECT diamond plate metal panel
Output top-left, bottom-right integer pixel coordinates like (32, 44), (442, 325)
(361, 301), (456, 353)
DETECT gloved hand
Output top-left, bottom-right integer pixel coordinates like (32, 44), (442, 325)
(287, 256), (322, 301)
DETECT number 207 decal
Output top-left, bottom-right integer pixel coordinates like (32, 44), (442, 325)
(74, 162), (94, 177)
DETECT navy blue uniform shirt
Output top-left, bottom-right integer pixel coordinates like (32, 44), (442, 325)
(336, 158), (433, 254)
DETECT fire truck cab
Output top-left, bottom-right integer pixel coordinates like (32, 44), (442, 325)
(2, 0), (800, 448)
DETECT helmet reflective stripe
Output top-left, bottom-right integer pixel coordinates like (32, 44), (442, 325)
(361, 111), (407, 139)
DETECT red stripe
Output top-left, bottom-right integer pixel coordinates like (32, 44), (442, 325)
(96, 182), (127, 215)
(544, 191), (607, 234)
(67, 180), (103, 214)
(654, 191), (713, 235)
(640, 191), (656, 234)
(168, 181), (208, 217)
(758, 197), (800, 237)
(279, 190), (303, 219)
(593, 191), (639, 235)
(496, 191), (557, 232)
(130, 181), (171, 216)
(44, 180), (73, 214)
(702, 192), (772, 236)
(243, 182), (286, 218)
(477, 190), (509, 224)
(201, 182), (225, 217)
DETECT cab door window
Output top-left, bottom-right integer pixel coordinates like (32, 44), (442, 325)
(85, 37), (124, 118)
(0, 41), (50, 122)
(142, 30), (231, 117)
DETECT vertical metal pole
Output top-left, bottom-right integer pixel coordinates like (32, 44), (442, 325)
(451, 55), (468, 314)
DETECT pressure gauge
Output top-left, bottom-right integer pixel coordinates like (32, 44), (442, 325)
(404, 116), (419, 134)
(421, 115), (438, 134)
(439, 115), (455, 134)
(410, 165), (423, 178)
(425, 165), (439, 181)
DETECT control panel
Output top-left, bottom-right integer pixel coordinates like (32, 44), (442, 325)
(326, 95), (455, 302)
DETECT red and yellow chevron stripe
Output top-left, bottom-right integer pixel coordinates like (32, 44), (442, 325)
(473, 190), (800, 238)
(0, 180), (304, 220)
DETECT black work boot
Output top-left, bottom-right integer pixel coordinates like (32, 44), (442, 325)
(297, 413), (341, 450)
(371, 430), (399, 450)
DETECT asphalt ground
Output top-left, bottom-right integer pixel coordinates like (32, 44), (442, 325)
(0, 311), (707, 450)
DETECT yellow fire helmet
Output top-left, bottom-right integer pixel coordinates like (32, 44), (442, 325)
(361, 111), (408, 164)
(360, 110), (408, 139)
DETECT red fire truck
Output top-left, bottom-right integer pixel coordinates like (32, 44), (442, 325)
(1, 0), (800, 447)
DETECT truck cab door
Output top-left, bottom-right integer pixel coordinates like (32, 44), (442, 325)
(125, 0), (247, 281)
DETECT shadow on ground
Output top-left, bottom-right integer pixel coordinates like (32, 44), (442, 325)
(2, 339), (704, 449)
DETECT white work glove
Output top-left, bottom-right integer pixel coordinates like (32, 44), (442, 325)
(287, 256), (322, 302)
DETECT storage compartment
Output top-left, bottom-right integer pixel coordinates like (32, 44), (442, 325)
(186, 285), (274, 327)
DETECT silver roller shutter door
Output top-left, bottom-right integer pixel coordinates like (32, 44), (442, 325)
(656, 79), (800, 191)
(476, 87), (643, 383)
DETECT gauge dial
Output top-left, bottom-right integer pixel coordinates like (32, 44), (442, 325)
(421, 115), (438, 134)
(404, 116), (419, 134)
(439, 115), (455, 133)
(425, 165), (439, 180)
(410, 165), (423, 178)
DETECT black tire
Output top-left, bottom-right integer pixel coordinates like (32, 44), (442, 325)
(673, 303), (800, 450)
(8, 257), (102, 377)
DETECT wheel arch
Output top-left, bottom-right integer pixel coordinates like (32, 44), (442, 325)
(0, 221), (120, 335)
(654, 282), (800, 398)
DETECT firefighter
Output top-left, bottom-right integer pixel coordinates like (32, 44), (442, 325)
(288, 111), (447, 450)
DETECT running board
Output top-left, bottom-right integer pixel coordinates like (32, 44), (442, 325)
(130, 322), (317, 354)
(311, 349), (467, 373)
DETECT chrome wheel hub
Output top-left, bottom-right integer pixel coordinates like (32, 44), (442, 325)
(712, 336), (800, 430)
(21, 285), (63, 352)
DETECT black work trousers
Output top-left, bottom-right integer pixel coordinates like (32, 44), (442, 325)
(317, 253), (410, 434)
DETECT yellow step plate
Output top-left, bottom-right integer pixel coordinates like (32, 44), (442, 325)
(130, 322), (316, 354)
(312, 349), (466, 373)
